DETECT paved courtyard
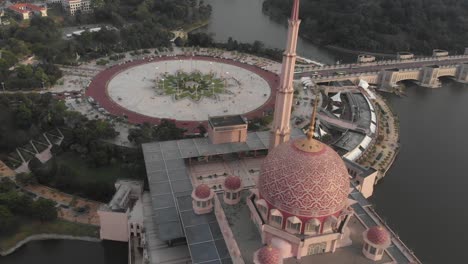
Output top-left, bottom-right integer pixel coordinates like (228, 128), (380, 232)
(107, 59), (271, 121)
(86, 55), (279, 132)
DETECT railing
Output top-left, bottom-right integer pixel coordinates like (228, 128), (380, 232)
(213, 195), (245, 264)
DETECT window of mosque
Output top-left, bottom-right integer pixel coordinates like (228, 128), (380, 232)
(232, 192), (237, 199)
(270, 215), (283, 227)
(305, 219), (321, 234)
(226, 192), (231, 199)
(369, 246), (377, 255)
(364, 243), (369, 251)
(286, 221), (301, 233)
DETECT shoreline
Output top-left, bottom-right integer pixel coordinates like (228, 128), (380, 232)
(324, 44), (397, 58)
(0, 234), (101, 256)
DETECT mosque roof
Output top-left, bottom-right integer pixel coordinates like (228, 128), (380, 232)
(194, 184), (211, 199)
(366, 226), (391, 246)
(258, 138), (349, 218)
(257, 246), (282, 264)
(224, 175), (242, 190)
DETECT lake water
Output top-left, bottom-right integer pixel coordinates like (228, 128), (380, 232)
(1, 240), (127, 264)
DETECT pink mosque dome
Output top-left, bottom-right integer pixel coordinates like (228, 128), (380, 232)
(258, 136), (349, 218)
(366, 226), (391, 246)
(257, 246), (282, 264)
(224, 175), (242, 190)
(194, 184), (211, 199)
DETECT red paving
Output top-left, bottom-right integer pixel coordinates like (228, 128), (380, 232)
(85, 55), (279, 133)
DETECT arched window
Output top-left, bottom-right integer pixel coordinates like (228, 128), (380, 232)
(269, 209), (283, 228)
(286, 216), (302, 234)
(226, 192), (231, 199)
(232, 192), (237, 199)
(305, 219), (321, 235)
(322, 216), (338, 234)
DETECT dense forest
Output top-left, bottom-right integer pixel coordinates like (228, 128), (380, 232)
(263, 0), (468, 54)
(0, 0), (212, 89)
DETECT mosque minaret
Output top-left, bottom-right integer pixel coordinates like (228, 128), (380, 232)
(269, 0), (301, 150)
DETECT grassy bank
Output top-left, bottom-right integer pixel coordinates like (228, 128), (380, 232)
(0, 219), (99, 251)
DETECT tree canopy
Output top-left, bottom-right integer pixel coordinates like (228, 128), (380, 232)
(263, 0), (468, 54)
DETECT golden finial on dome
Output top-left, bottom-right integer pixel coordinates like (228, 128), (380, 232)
(294, 91), (323, 152)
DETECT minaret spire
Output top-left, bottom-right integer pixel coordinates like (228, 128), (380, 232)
(306, 95), (319, 140)
(293, 92), (323, 153)
(269, 0), (301, 150)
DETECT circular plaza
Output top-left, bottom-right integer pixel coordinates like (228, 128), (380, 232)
(86, 55), (279, 131)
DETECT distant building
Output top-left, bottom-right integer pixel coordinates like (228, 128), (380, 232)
(357, 54), (376, 63)
(61, 0), (92, 15)
(208, 115), (248, 144)
(397, 52), (414, 60)
(433, 49), (449, 57)
(7, 3), (47, 20)
(98, 180), (144, 246)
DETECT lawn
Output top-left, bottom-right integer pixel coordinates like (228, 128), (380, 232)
(0, 219), (99, 251)
(157, 71), (226, 101)
(55, 152), (131, 185)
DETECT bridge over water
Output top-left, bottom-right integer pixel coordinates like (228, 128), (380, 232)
(296, 51), (468, 90)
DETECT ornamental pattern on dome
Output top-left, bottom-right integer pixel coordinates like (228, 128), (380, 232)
(194, 184), (211, 199)
(224, 175), (241, 190)
(257, 246), (282, 264)
(259, 140), (349, 218)
(367, 226), (390, 245)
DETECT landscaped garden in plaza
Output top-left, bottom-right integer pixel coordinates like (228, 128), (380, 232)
(156, 70), (226, 101)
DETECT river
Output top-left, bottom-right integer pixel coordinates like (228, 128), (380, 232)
(3, 0), (466, 263)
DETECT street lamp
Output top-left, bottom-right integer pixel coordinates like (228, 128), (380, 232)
(224, 72), (229, 93)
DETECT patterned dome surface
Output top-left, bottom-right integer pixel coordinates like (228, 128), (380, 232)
(257, 246), (282, 264)
(194, 184), (211, 199)
(224, 175), (241, 190)
(367, 226), (390, 246)
(259, 139), (349, 218)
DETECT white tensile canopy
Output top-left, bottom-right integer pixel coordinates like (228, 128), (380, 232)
(319, 127), (328, 137)
(358, 79), (369, 89)
(344, 148), (362, 161)
(331, 92), (342, 102)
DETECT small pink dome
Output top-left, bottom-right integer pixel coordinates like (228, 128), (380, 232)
(224, 175), (241, 190)
(367, 226), (390, 246)
(257, 246), (282, 264)
(194, 184), (211, 199)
